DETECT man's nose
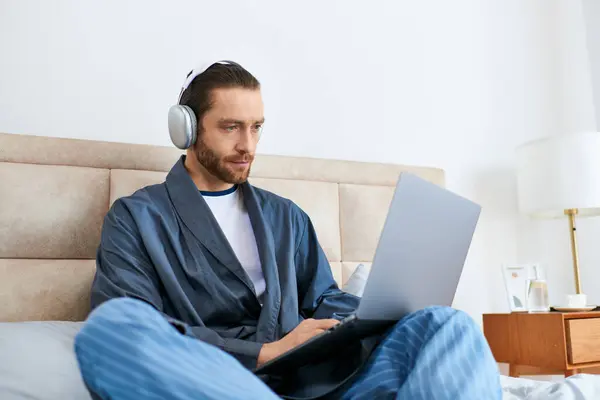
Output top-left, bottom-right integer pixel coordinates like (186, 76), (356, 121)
(235, 127), (256, 152)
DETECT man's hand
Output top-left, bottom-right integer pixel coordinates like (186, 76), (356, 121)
(257, 318), (339, 367)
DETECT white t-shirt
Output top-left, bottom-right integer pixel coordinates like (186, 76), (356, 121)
(201, 186), (266, 302)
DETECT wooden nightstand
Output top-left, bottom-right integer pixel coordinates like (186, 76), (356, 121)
(483, 312), (600, 377)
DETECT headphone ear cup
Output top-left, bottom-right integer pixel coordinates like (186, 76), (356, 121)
(168, 105), (197, 149)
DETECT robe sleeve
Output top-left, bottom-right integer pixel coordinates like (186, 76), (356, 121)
(91, 200), (263, 369)
(295, 212), (361, 320)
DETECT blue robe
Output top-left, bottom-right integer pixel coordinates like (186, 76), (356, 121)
(91, 156), (370, 398)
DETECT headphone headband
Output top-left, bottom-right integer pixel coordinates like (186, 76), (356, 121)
(177, 60), (236, 104)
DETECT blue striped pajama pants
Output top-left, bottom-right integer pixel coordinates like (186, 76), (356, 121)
(74, 298), (501, 400)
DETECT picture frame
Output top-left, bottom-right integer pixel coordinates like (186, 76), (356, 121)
(501, 264), (532, 312)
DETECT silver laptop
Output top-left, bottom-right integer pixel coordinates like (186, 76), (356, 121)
(254, 172), (481, 375)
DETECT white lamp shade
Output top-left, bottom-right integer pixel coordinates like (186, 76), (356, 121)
(516, 132), (600, 219)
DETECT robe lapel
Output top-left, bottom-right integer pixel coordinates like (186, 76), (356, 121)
(241, 182), (282, 343)
(165, 156), (256, 294)
(164, 156), (282, 342)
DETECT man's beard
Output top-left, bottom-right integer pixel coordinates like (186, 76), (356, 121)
(194, 138), (254, 184)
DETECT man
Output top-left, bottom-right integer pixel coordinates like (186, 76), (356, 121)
(74, 60), (502, 399)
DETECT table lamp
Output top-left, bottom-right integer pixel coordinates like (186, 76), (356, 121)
(516, 132), (600, 295)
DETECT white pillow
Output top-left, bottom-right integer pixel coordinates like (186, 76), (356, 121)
(342, 263), (370, 297)
(0, 321), (91, 400)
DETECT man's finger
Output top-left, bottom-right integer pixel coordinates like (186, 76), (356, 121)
(313, 319), (339, 330)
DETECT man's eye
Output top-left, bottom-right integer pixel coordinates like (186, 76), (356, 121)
(253, 124), (263, 132)
(224, 126), (237, 132)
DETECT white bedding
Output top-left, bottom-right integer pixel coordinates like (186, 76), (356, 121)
(501, 374), (600, 400)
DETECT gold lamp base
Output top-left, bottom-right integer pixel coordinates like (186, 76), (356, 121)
(565, 209), (583, 294)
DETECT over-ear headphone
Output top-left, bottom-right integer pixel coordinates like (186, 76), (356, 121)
(168, 60), (237, 149)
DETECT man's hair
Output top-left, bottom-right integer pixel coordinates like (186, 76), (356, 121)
(179, 62), (260, 132)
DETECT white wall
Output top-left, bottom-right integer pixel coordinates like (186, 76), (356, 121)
(583, 0), (600, 127)
(0, 0), (594, 323)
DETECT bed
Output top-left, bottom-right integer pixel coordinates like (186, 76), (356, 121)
(1, 132), (598, 399)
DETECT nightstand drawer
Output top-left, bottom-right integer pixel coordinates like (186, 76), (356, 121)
(566, 318), (600, 364)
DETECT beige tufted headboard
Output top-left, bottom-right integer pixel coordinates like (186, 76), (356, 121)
(0, 133), (445, 322)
